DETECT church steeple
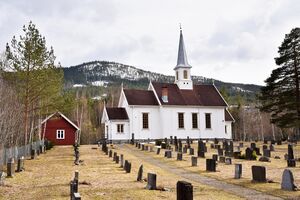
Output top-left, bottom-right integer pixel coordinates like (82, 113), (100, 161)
(174, 26), (193, 90)
(174, 27), (192, 70)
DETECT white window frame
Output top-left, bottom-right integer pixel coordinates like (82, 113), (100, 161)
(117, 124), (124, 134)
(56, 129), (65, 139)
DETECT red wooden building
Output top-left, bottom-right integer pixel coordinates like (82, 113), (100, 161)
(41, 112), (80, 145)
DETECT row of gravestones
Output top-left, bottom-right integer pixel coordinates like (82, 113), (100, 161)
(0, 145), (46, 186)
(134, 139), (298, 192)
(70, 170), (81, 200)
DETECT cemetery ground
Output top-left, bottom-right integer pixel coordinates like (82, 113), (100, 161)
(122, 141), (300, 200)
(0, 145), (243, 200)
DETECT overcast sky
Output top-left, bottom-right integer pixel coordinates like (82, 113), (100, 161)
(0, 0), (299, 85)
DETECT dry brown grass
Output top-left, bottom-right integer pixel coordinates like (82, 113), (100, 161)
(0, 145), (244, 200)
(139, 141), (300, 199)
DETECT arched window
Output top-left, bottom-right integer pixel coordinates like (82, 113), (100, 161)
(176, 71), (179, 80)
(183, 70), (188, 79)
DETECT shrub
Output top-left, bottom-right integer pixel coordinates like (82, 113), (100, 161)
(45, 140), (54, 150)
(252, 151), (258, 160)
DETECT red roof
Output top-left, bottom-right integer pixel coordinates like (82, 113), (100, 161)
(123, 89), (159, 105)
(151, 82), (227, 106)
(106, 107), (129, 120)
(225, 109), (234, 121)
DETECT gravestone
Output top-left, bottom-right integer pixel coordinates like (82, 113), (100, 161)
(125, 160), (131, 173)
(229, 141), (234, 153)
(263, 149), (271, 158)
(178, 139), (182, 152)
(191, 156), (197, 166)
(137, 165), (143, 181)
(177, 153), (183, 161)
(281, 169), (297, 191)
(212, 154), (218, 161)
(250, 143), (256, 150)
(198, 151), (205, 158)
(113, 152), (117, 161)
(120, 154), (124, 168)
(131, 133), (135, 145)
(287, 159), (296, 167)
(161, 142), (166, 149)
(141, 144), (145, 151)
(233, 151), (241, 159)
(109, 150), (112, 157)
(262, 145), (268, 151)
(225, 151), (233, 157)
(254, 147), (261, 156)
(135, 142), (138, 148)
(165, 150), (172, 158)
(206, 159), (216, 172)
(17, 156), (25, 172)
(177, 181), (193, 200)
(156, 148), (161, 155)
(219, 156), (225, 163)
(218, 148), (224, 156)
(7, 158), (15, 177)
(116, 156), (119, 164)
(138, 143), (141, 149)
(269, 144), (275, 152)
(234, 164), (242, 179)
(239, 142), (244, 148)
(31, 149), (36, 159)
(187, 136), (191, 148)
(183, 146), (187, 154)
(252, 166), (266, 182)
(0, 171), (6, 186)
(146, 173), (157, 190)
(288, 144), (294, 160)
(225, 158), (232, 165)
(174, 136), (178, 150)
(170, 136), (173, 145)
(214, 138), (219, 145)
(245, 148), (255, 160)
(189, 148), (194, 155)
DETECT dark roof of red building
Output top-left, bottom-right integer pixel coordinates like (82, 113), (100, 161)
(151, 82), (228, 106)
(106, 107), (129, 120)
(123, 89), (159, 105)
(225, 109), (234, 121)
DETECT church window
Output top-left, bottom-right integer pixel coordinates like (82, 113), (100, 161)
(176, 71), (179, 80)
(205, 113), (211, 129)
(117, 124), (124, 133)
(178, 113), (184, 128)
(225, 125), (227, 134)
(192, 113), (198, 129)
(183, 70), (188, 79)
(142, 113), (149, 129)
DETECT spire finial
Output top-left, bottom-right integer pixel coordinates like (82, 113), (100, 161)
(179, 23), (182, 32)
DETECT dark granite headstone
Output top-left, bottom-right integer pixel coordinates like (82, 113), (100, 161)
(250, 143), (256, 149)
(206, 159), (216, 172)
(281, 169), (297, 191)
(183, 146), (187, 154)
(251, 166), (266, 182)
(218, 148), (224, 156)
(116, 156), (119, 164)
(254, 147), (261, 155)
(189, 148), (194, 155)
(7, 158), (15, 177)
(263, 149), (271, 158)
(120, 154), (124, 168)
(288, 144), (294, 160)
(31, 149), (36, 160)
(113, 152), (117, 161)
(262, 145), (268, 151)
(125, 160), (131, 173)
(191, 156), (197, 166)
(187, 136), (191, 148)
(219, 156), (225, 163)
(109, 150), (112, 157)
(234, 164), (242, 179)
(269, 144), (275, 151)
(146, 173), (156, 190)
(287, 159), (296, 167)
(156, 148), (161, 155)
(198, 151), (205, 158)
(177, 152), (183, 161)
(137, 165), (143, 181)
(245, 148), (256, 160)
(165, 150), (172, 158)
(212, 154), (218, 161)
(176, 181), (193, 200)
(16, 156), (25, 172)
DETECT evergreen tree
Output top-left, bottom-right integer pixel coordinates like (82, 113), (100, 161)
(1, 21), (64, 144)
(259, 28), (300, 136)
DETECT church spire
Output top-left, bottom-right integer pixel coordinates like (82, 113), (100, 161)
(174, 26), (192, 70)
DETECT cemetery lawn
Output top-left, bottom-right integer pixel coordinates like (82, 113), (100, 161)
(0, 145), (244, 200)
(134, 142), (300, 200)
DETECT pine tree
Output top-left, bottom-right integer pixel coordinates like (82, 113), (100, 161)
(259, 28), (300, 136)
(1, 21), (64, 144)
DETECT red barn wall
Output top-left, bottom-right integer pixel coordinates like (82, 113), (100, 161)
(42, 117), (77, 145)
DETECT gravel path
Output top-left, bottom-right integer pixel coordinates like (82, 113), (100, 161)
(121, 144), (283, 200)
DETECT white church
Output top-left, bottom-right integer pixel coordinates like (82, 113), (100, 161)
(101, 29), (234, 141)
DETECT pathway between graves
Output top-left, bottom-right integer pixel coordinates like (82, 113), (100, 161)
(121, 144), (283, 200)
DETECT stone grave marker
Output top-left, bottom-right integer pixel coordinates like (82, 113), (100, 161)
(187, 136), (191, 148)
(7, 158), (15, 177)
(189, 148), (194, 155)
(177, 181), (193, 200)
(263, 149), (271, 158)
(212, 154), (218, 161)
(109, 150), (112, 157)
(254, 147), (261, 156)
(113, 152), (117, 161)
(165, 150), (172, 158)
(269, 144), (275, 152)
(250, 143), (256, 150)
(206, 159), (216, 172)
(287, 159), (296, 167)
(245, 148), (255, 160)
(262, 145), (268, 151)
(156, 148), (161, 155)
(137, 165), (143, 182)
(233, 151), (241, 159)
(281, 169), (297, 191)
(252, 166), (266, 182)
(17, 156), (25, 172)
(219, 156), (225, 163)
(120, 154), (124, 168)
(225, 158), (232, 165)
(31, 149), (36, 160)
(170, 136), (173, 145)
(146, 173), (157, 190)
(191, 156), (197, 166)
(177, 153), (183, 161)
(288, 144), (294, 160)
(183, 146), (187, 154)
(125, 160), (131, 173)
(234, 164), (242, 179)
(218, 148), (223, 156)
(198, 151), (205, 158)
(116, 156), (119, 164)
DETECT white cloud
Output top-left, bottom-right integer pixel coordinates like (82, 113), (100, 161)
(0, 0), (299, 85)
